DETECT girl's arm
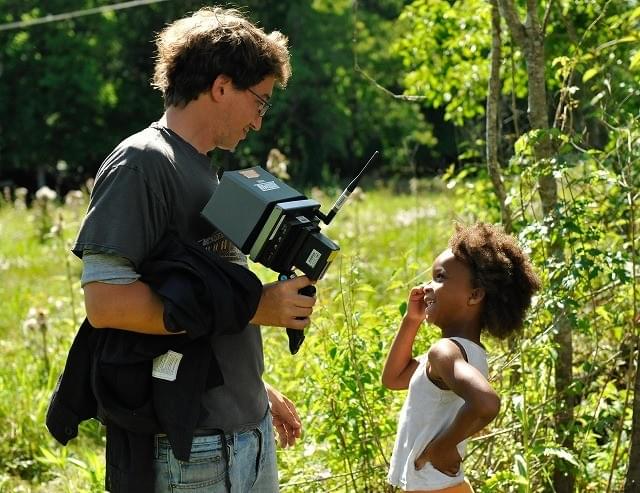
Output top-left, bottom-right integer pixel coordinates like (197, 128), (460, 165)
(415, 338), (501, 475)
(381, 286), (426, 390)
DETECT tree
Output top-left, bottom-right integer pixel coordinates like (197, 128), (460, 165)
(0, 0), (432, 190)
(390, 0), (639, 490)
(496, 2), (573, 491)
(0, 0), (204, 189)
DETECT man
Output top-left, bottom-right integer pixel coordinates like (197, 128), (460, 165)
(73, 7), (314, 492)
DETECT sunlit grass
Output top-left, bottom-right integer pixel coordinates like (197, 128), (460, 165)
(0, 178), (631, 492)
(0, 185), (456, 492)
(0, 199), (104, 492)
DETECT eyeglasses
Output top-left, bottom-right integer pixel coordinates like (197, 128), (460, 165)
(247, 87), (272, 118)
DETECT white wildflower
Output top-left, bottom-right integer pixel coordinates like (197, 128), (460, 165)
(22, 307), (48, 335)
(409, 178), (419, 194)
(350, 186), (365, 202)
(14, 187), (28, 209)
(22, 317), (39, 335)
(394, 207), (438, 227)
(35, 186), (57, 202)
(310, 187), (325, 202)
(266, 148), (289, 180)
(65, 190), (85, 207)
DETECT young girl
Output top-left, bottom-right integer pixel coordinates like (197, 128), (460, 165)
(382, 223), (540, 492)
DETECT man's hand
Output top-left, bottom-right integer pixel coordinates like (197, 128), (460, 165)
(414, 437), (462, 476)
(251, 276), (316, 329)
(265, 383), (302, 448)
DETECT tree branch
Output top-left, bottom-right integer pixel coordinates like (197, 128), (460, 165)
(497, 0), (527, 49)
(486, 0), (513, 232)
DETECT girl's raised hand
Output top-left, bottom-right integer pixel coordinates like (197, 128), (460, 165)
(405, 285), (426, 324)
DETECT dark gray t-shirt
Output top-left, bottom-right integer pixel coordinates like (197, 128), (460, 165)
(73, 122), (268, 432)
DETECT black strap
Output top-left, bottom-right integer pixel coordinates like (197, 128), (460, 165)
(214, 429), (232, 493)
(426, 338), (471, 390)
(448, 338), (469, 362)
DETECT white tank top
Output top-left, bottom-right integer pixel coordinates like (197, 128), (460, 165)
(387, 337), (488, 490)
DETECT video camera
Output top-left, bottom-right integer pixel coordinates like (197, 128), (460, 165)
(201, 151), (378, 354)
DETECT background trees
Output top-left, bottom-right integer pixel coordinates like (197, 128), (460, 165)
(389, 0), (638, 490)
(0, 0), (430, 189)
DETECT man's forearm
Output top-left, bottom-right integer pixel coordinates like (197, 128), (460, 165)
(83, 280), (177, 335)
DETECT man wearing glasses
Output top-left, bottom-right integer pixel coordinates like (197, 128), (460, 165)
(247, 87), (273, 118)
(63, 7), (314, 493)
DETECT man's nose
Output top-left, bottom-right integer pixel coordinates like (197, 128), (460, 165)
(251, 114), (263, 132)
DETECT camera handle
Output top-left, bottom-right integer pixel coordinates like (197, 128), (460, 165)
(278, 272), (316, 355)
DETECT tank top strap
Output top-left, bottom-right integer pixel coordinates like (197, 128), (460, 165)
(447, 338), (468, 362)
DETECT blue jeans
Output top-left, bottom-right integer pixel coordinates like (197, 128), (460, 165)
(153, 411), (278, 492)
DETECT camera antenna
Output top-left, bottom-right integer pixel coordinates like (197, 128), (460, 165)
(318, 150), (379, 225)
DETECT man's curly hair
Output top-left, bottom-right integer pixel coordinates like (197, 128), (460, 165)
(449, 222), (541, 339)
(152, 7), (291, 108)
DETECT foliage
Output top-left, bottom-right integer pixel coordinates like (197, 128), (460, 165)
(0, 192), (106, 492)
(390, 0), (640, 164)
(0, 0), (205, 184)
(0, 0), (429, 189)
(422, 142), (636, 492)
(392, 0), (493, 125)
(1, 165), (636, 491)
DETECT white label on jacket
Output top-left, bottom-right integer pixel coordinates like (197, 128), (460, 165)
(152, 350), (183, 381)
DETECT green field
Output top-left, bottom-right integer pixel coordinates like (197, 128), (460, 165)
(0, 178), (632, 492)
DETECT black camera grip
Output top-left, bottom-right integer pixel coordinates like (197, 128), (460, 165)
(286, 284), (316, 355)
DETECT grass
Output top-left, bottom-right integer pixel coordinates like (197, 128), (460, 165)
(0, 199), (106, 492)
(0, 178), (632, 492)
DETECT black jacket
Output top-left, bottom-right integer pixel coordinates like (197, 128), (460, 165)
(46, 235), (262, 492)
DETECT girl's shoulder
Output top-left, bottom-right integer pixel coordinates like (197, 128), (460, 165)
(426, 338), (467, 360)
(427, 337), (488, 375)
(415, 352), (429, 365)
(449, 337), (489, 376)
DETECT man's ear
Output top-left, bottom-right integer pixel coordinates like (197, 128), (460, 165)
(468, 287), (485, 306)
(210, 74), (232, 101)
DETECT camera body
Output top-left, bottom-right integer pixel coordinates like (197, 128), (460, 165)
(200, 151), (377, 355)
(201, 166), (339, 281)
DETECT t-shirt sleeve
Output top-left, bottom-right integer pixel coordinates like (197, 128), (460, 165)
(81, 253), (140, 287)
(72, 149), (170, 268)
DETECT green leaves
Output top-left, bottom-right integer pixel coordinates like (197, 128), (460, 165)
(542, 447), (581, 467)
(392, 0), (493, 125)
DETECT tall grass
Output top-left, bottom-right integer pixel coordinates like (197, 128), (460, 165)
(0, 175), (632, 492)
(0, 194), (106, 493)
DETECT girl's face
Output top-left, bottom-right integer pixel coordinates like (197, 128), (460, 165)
(423, 248), (477, 330)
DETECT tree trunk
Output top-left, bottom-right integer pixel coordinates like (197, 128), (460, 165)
(625, 342), (640, 492)
(486, 0), (512, 233)
(624, 174), (639, 491)
(497, 1), (574, 492)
